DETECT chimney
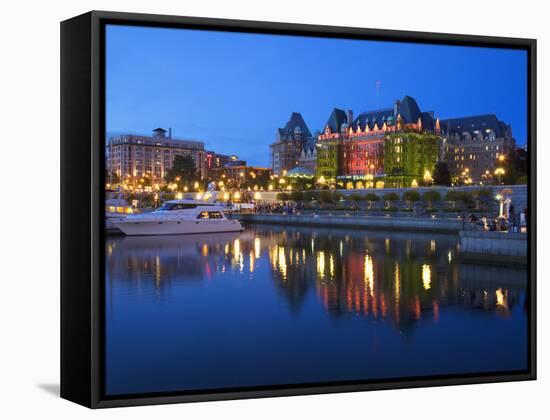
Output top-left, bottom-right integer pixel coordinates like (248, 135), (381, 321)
(169, 127), (172, 139)
(393, 100), (400, 117)
(347, 109), (353, 125)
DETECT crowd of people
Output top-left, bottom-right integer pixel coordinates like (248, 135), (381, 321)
(465, 205), (527, 232)
(245, 199), (528, 233)
(254, 201), (299, 215)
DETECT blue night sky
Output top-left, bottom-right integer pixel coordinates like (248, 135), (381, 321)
(106, 24), (527, 167)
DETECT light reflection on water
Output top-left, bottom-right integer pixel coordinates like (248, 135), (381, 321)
(105, 224), (528, 396)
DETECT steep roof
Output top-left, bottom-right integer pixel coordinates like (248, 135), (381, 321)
(278, 112), (312, 141)
(419, 112), (436, 131)
(440, 114), (509, 138)
(397, 95), (422, 123)
(352, 107), (394, 130)
(325, 108), (348, 133)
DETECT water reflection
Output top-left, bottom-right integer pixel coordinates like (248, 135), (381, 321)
(105, 225), (528, 395)
(107, 226), (526, 330)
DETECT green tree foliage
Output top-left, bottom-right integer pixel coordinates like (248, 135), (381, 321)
(471, 188), (491, 209)
(445, 190), (473, 208)
(433, 162), (451, 186)
(364, 192), (380, 209)
(303, 191), (318, 202)
(289, 191), (305, 202)
(422, 190), (441, 210)
(105, 170), (120, 185)
(289, 176), (313, 191)
(382, 192), (399, 208)
(496, 148), (528, 184)
(402, 190), (420, 209)
(349, 193), (363, 203)
(165, 154), (197, 185)
(515, 175), (528, 184)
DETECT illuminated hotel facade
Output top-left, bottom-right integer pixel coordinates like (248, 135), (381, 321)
(316, 96), (442, 186)
(107, 128), (206, 186)
(270, 95), (517, 185)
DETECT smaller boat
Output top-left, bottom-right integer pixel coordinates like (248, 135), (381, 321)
(105, 198), (136, 233)
(114, 199), (243, 236)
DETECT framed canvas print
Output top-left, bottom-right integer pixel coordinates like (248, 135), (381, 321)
(60, 10), (536, 408)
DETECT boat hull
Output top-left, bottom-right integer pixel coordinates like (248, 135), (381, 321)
(114, 218), (243, 236)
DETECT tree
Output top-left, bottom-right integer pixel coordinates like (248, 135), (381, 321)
(515, 175), (528, 184)
(165, 155), (197, 186)
(349, 193), (363, 204)
(364, 192), (380, 209)
(382, 192), (399, 209)
(445, 190), (461, 209)
(105, 170), (120, 186)
(433, 162), (451, 186)
(289, 191), (305, 202)
(472, 188), (491, 209)
(402, 190), (420, 209)
(304, 191), (318, 202)
(319, 190), (334, 204)
(445, 191), (472, 209)
(422, 190), (441, 210)
(495, 148), (528, 184)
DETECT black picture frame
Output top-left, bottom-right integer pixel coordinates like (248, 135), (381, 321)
(60, 10), (537, 409)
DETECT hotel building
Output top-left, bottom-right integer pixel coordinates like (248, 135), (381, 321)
(317, 96), (441, 185)
(270, 112), (315, 175)
(271, 95), (515, 186)
(107, 128), (205, 186)
(440, 114), (516, 182)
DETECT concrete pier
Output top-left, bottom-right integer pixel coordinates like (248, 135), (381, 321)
(459, 230), (527, 264)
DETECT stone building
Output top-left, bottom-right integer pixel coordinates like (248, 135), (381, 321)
(440, 114), (516, 182)
(204, 152), (245, 180)
(107, 128), (205, 186)
(270, 112), (314, 175)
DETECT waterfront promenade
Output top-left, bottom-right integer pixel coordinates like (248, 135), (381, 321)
(232, 213), (464, 233)
(230, 213), (527, 262)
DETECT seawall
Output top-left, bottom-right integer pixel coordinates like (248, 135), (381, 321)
(233, 213), (464, 233)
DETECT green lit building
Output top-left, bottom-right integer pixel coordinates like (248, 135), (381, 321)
(384, 132), (441, 187)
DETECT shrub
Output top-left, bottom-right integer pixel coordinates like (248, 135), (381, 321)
(515, 175), (528, 184)
(445, 190), (472, 208)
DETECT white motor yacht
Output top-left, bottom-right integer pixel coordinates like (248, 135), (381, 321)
(114, 199), (243, 236)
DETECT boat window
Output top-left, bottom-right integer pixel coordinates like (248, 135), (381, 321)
(159, 203), (198, 211)
(197, 211), (224, 219)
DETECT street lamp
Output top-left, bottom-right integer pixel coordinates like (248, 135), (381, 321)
(494, 167), (505, 185)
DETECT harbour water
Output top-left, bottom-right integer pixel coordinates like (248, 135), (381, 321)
(105, 224), (528, 396)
